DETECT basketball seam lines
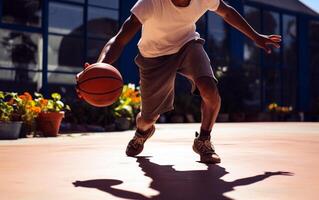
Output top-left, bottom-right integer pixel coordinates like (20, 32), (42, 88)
(77, 76), (122, 85)
(77, 86), (123, 95)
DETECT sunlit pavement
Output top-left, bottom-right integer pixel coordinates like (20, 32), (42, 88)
(1, 123), (319, 200)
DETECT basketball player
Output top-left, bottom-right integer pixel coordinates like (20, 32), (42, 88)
(95, 0), (281, 164)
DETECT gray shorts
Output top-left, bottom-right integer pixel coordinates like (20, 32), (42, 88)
(135, 38), (217, 119)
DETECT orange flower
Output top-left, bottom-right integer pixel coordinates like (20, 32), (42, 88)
(131, 96), (141, 103)
(25, 105), (32, 110)
(23, 92), (32, 101)
(39, 98), (48, 106)
(31, 106), (41, 113)
(19, 95), (27, 101)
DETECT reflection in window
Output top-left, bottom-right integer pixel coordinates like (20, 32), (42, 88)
(264, 68), (281, 106)
(0, 30), (42, 83)
(89, 0), (119, 9)
(196, 15), (207, 38)
(244, 6), (260, 64)
(262, 11), (281, 108)
(309, 21), (319, 111)
(48, 72), (77, 84)
(48, 35), (84, 72)
(242, 6), (262, 111)
(49, 2), (83, 35)
(87, 39), (105, 64)
(207, 12), (229, 67)
(282, 15), (297, 108)
(2, 0), (42, 27)
(0, 69), (41, 84)
(87, 7), (119, 39)
(263, 11), (280, 67)
(63, 0), (85, 3)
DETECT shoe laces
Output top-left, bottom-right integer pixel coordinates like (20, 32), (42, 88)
(197, 139), (215, 154)
(131, 135), (144, 148)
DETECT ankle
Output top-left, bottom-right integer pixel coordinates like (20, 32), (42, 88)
(198, 128), (211, 140)
(137, 125), (154, 136)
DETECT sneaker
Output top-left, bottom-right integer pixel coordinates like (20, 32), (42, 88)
(192, 132), (221, 164)
(126, 125), (155, 157)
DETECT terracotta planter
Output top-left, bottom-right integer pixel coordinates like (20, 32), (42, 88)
(37, 112), (64, 137)
(0, 121), (23, 140)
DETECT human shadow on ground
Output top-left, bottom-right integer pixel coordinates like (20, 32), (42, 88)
(73, 156), (293, 200)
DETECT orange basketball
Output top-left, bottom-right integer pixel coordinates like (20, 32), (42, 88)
(76, 63), (123, 107)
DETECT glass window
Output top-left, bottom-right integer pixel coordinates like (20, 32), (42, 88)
(207, 12), (229, 67)
(282, 15), (298, 108)
(241, 6), (262, 111)
(2, 0), (42, 27)
(264, 68), (281, 106)
(48, 35), (84, 72)
(89, 0), (119, 9)
(196, 15), (207, 38)
(49, 2), (83, 35)
(63, 0), (85, 3)
(0, 69), (42, 84)
(0, 30), (42, 83)
(309, 21), (319, 112)
(263, 11), (280, 67)
(87, 7), (119, 39)
(48, 72), (77, 84)
(87, 39), (105, 64)
(244, 6), (260, 64)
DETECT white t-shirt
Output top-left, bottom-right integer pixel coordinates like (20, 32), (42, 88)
(131, 0), (220, 58)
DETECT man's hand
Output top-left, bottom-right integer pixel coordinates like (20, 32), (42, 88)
(215, 1), (282, 54)
(84, 62), (90, 69)
(254, 34), (282, 54)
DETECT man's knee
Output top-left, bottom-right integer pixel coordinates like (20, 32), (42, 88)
(196, 77), (221, 106)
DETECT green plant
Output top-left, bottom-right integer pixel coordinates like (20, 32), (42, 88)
(0, 91), (14, 122)
(112, 84), (141, 119)
(35, 92), (71, 113)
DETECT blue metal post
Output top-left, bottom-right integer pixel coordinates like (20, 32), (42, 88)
(297, 15), (310, 112)
(41, 0), (49, 95)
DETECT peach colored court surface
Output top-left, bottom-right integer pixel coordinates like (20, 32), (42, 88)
(1, 123), (319, 200)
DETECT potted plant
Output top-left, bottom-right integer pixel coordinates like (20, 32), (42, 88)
(112, 84), (141, 131)
(35, 92), (70, 137)
(0, 91), (23, 140)
(8, 92), (41, 137)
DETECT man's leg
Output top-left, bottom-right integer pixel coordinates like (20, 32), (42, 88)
(126, 113), (159, 157)
(193, 76), (221, 163)
(195, 76), (221, 135)
(136, 112), (159, 132)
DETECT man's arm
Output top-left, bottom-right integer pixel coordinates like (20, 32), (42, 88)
(96, 14), (142, 64)
(215, 0), (281, 54)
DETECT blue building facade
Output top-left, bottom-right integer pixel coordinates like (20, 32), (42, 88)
(0, 0), (318, 116)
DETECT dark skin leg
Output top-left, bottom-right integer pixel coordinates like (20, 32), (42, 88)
(136, 112), (159, 132)
(195, 76), (221, 132)
(136, 77), (220, 133)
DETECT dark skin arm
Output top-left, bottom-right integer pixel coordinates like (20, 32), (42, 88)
(215, 0), (281, 54)
(96, 14), (142, 64)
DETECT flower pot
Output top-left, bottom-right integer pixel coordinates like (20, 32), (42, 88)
(115, 118), (132, 131)
(37, 112), (64, 137)
(0, 121), (23, 140)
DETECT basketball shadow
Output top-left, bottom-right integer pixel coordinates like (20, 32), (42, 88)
(73, 157), (293, 200)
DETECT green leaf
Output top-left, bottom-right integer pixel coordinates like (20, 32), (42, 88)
(56, 100), (64, 108)
(65, 105), (71, 111)
(51, 93), (61, 100)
